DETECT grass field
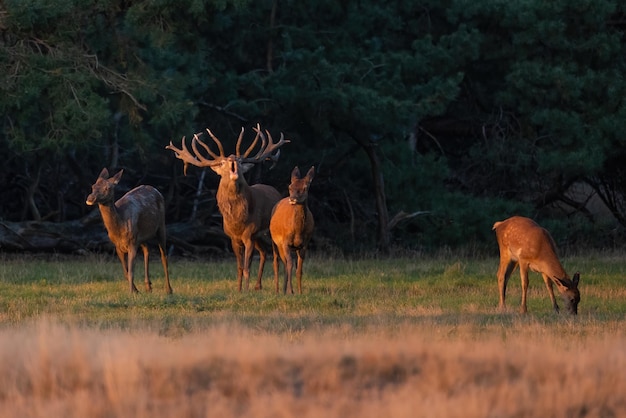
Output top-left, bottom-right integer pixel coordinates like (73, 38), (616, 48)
(0, 252), (624, 417)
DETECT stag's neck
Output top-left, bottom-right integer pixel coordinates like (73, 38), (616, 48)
(216, 178), (252, 223)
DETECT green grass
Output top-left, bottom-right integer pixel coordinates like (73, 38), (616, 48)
(1, 252), (624, 337)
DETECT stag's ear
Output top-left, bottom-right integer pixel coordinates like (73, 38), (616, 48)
(572, 272), (580, 287)
(305, 166), (315, 182)
(240, 162), (254, 174)
(98, 168), (109, 179)
(111, 169), (124, 185)
(291, 166), (301, 181)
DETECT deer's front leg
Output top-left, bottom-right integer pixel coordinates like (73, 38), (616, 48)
(231, 240), (245, 292)
(542, 274), (560, 313)
(126, 246), (139, 294)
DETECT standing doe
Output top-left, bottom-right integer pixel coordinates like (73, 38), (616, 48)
(86, 168), (173, 294)
(492, 216), (580, 314)
(166, 124), (289, 291)
(270, 166), (315, 294)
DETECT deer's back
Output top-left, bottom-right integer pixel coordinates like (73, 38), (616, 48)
(493, 216), (564, 275)
(115, 185), (165, 241)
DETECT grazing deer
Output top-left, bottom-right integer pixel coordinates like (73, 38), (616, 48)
(166, 124), (289, 291)
(86, 168), (173, 294)
(492, 216), (580, 314)
(270, 166), (315, 294)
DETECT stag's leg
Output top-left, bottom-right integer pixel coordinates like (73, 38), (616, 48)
(519, 263), (530, 314)
(141, 244), (152, 292)
(542, 274), (559, 313)
(497, 256), (516, 311)
(231, 239), (245, 291)
(295, 248), (306, 295)
(254, 241), (266, 290)
(242, 238), (256, 291)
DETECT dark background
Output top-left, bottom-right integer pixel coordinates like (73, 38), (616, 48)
(1, 0), (625, 256)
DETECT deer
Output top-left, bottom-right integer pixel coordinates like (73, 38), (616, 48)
(166, 124), (289, 291)
(270, 166), (315, 294)
(492, 216), (580, 314)
(86, 168), (173, 294)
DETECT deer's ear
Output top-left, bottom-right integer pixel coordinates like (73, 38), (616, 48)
(291, 166), (301, 180)
(240, 163), (254, 174)
(305, 166), (315, 182)
(572, 272), (580, 287)
(111, 169), (124, 185)
(98, 168), (109, 179)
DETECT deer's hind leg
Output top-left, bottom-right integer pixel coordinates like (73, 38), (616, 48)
(497, 256), (517, 311)
(141, 244), (152, 292)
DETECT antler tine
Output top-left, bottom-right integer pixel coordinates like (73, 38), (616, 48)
(241, 127), (290, 164)
(241, 125), (261, 158)
(192, 132), (220, 160)
(165, 136), (198, 175)
(205, 128), (226, 157)
(235, 127), (246, 157)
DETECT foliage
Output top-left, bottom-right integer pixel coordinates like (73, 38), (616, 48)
(1, 0), (625, 252)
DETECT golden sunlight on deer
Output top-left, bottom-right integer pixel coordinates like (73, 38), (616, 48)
(86, 168), (172, 294)
(166, 124), (289, 291)
(492, 216), (580, 314)
(270, 166), (315, 294)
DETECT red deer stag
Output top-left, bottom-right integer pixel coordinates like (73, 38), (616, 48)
(86, 168), (173, 294)
(166, 124), (289, 291)
(492, 216), (580, 314)
(270, 166), (315, 294)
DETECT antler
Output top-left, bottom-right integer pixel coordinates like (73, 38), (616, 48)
(241, 123), (290, 165)
(166, 134), (221, 175)
(167, 124), (289, 173)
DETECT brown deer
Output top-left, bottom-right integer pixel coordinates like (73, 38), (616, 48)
(166, 124), (289, 291)
(270, 166), (315, 294)
(492, 216), (580, 314)
(86, 168), (173, 294)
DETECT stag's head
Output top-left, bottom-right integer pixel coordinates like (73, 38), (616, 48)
(556, 272), (580, 315)
(288, 166), (315, 205)
(86, 168), (123, 206)
(166, 124), (289, 183)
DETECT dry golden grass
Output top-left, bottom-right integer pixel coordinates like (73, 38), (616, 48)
(0, 318), (624, 418)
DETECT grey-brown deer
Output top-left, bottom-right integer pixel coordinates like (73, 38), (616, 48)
(270, 166), (315, 294)
(166, 124), (289, 291)
(86, 168), (173, 294)
(492, 216), (580, 314)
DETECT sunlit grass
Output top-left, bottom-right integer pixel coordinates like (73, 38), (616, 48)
(0, 252), (624, 417)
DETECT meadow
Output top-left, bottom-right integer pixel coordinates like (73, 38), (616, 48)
(0, 251), (624, 417)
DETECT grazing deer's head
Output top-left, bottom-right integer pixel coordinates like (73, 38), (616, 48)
(555, 273), (580, 315)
